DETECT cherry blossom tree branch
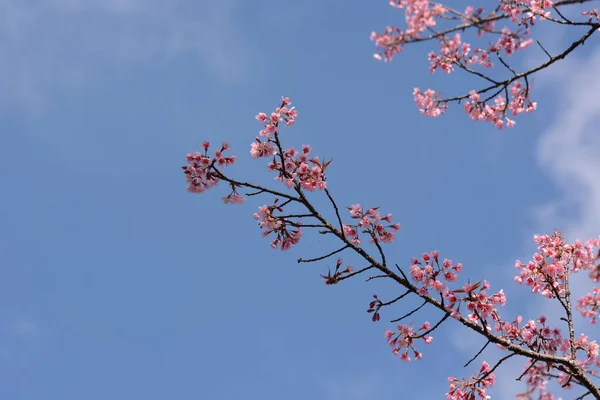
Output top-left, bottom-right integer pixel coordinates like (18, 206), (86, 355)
(183, 95), (600, 398)
(372, 0), (600, 128)
(440, 24), (598, 104)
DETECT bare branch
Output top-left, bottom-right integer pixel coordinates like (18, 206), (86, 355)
(464, 340), (491, 368)
(298, 245), (350, 263)
(391, 300), (428, 323)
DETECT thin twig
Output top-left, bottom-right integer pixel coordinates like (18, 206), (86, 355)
(464, 340), (491, 368)
(298, 245), (350, 263)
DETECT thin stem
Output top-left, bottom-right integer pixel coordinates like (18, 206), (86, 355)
(298, 245), (350, 263)
(464, 340), (491, 368)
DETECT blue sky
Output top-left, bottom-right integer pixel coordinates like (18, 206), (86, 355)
(1, 1), (599, 399)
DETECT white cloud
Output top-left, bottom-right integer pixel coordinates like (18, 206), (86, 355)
(448, 42), (600, 392)
(498, 40), (600, 400)
(534, 47), (600, 241)
(0, 0), (253, 111)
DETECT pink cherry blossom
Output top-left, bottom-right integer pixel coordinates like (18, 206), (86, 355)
(578, 287), (600, 324)
(184, 90), (600, 399)
(446, 361), (496, 400)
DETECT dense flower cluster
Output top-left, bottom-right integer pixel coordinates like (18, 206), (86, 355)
(251, 97), (296, 158)
(266, 145), (329, 191)
(413, 88), (447, 117)
(254, 198), (302, 250)
(578, 287), (600, 324)
(444, 280), (507, 325)
(252, 99), (329, 191)
(446, 361), (496, 400)
(254, 96), (297, 138)
(514, 232), (600, 298)
(182, 141), (236, 194)
(370, 1), (447, 62)
(184, 95), (600, 398)
(342, 204), (401, 245)
(428, 33), (483, 74)
(250, 97), (297, 159)
(409, 251), (462, 295)
(371, 0), (598, 127)
(384, 320), (433, 361)
(516, 333), (600, 399)
(497, 315), (569, 356)
(463, 82), (537, 129)
(500, 0), (554, 24)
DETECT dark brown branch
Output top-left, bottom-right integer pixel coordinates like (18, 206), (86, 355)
(382, 290), (412, 306)
(391, 300), (428, 323)
(537, 40), (553, 59)
(366, 274), (390, 282)
(337, 265), (375, 282)
(324, 187), (344, 232)
(298, 245), (350, 263)
(464, 340), (491, 368)
(477, 352), (516, 383)
(213, 168), (302, 203)
(440, 25), (599, 104)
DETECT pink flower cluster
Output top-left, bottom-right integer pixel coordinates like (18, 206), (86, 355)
(413, 88), (447, 117)
(514, 232), (600, 298)
(384, 320), (433, 361)
(426, 28), (533, 74)
(320, 258), (354, 285)
(518, 335), (599, 398)
(575, 334), (599, 367)
(499, 315), (569, 355)
(222, 192), (245, 204)
(463, 83), (537, 129)
(250, 97), (297, 158)
(492, 28), (534, 55)
(371, 1), (447, 62)
(370, 26), (405, 62)
(444, 280), (507, 325)
(428, 33), (479, 74)
(517, 359), (562, 399)
(371, 1), (574, 127)
(496, 316), (599, 369)
(266, 145), (329, 191)
(578, 287), (600, 324)
(254, 198), (302, 250)
(446, 361), (496, 400)
(249, 138), (275, 159)
(255, 97), (297, 136)
(182, 141), (236, 194)
(391, 0), (447, 35)
(500, 0), (554, 25)
(252, 98), (329, 191)
(409, 251), (462, 295)
(342, 204), (401, 245)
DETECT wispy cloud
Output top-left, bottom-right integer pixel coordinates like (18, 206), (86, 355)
(449, 36), (600, 399)
(534, 47), (600, 241)
(0, 0), (253, 111)
(491, 40), (600, 400)
(0, 316), (44, 365)
(9, 316), (42, 339)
